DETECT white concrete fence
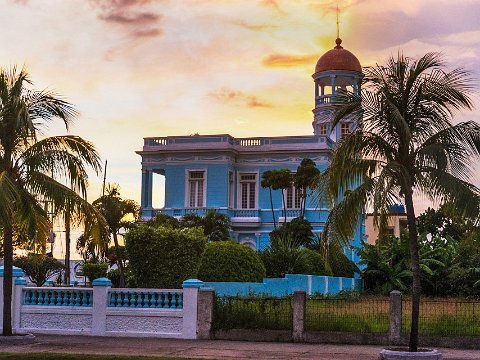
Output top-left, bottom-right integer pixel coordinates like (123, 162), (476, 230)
(0, 268), (212, 339)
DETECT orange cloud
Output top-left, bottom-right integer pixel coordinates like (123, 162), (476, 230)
(262, 53), (318, 67)
(208, 88), (272, 108)
(231, 19), (274, 32)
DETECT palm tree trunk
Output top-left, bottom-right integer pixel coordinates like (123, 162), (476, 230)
(64, 209), (71, 285)
(112, 232), (125, 288)
(2, 225), (13, 336)
(404, 189), (421, 352)
(269, 188), (276, 229)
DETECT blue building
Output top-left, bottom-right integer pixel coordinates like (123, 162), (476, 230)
(137, 38), (364, 260)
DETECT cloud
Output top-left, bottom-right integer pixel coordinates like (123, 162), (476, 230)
(262, 53), (318, 67)
(92, 0), (163, 39)
(208, 88), (272, 108)
(231, 19), (274, 32)
(260, 0), (285, 14)
(100, 12), (161, 26)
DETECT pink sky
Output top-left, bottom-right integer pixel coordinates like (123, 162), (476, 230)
(2, 0), (480, 214)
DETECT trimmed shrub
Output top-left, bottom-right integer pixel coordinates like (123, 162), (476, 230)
(126, 225), (207, 288)
(82, 263), (108, 283)
(13, 254), (64, 287)
(300, 248), (329, 275)
(197, 241), (266, 282)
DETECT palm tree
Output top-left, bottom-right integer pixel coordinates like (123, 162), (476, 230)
(261, 170), (277, 229)
(295, 158), (320, 217)
(319, 53), (480, 351)
(0, 66), (106, 335)
(270, 169), (292, 226)
(93, 184), (139, 288)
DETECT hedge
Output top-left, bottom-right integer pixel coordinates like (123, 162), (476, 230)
(197, 241), (266, 282)
(125, 225), (206, 288)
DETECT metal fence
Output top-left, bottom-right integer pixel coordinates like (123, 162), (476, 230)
(211, 294), (480, 337)
(305, 296), (390, 333)
(402, 298), (480, 336)
(212, 296), (292, 330)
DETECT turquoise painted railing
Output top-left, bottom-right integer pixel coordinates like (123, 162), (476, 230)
(23, 288), (93, 307)
(108, 289), (183, 309)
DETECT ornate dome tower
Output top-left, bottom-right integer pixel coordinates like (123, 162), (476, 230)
(312, 38), (363, 142)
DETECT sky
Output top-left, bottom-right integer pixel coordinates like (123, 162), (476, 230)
(1, 0), (480, 255)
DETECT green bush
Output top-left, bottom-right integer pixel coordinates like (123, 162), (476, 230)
(300, 249), (329, 275)
(107, 268), (121, 288)
(13, 254), (64, 287)
(329, 244), (359, 277)
(82, 263), (108, 283)
(125, 225), (207, 288)
(197, 241), (266, 282)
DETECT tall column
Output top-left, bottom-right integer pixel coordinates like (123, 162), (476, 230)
(141, 169), (153, 209)
(314, 79), (319, 106)
(330, 75), (336, 97)
(353, 77), (358, 96)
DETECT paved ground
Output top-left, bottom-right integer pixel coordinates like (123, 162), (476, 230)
(0, 335), (479, 359)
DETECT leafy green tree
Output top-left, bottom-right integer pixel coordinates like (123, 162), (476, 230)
(0, 66), (106, 335)
(13, 254), (64, 287)
(202, 209), (231, 241)
(295, 158), (320, 216)
(93, 184), (139, 288)
(179, 210), (231, 241)
(146, 213), (180, 228)
(270, 216), (314, 247)
(319, 53), (480, 351)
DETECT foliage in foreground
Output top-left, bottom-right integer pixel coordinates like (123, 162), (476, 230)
(13, 254), (64, 287)
(318, 52), (480, 351)
(126, 225), (207, 288)
(197, 241), (266, 282)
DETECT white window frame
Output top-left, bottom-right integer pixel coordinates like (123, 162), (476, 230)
(185, 169), (207, 208)
(237, 172), (258, 209)
(285, 180), (302, 209)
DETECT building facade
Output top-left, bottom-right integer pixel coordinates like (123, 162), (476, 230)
(137, 38), (364, 261)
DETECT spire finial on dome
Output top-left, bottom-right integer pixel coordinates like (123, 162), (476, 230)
(335, 37), (343, 49)
(336, 5), (340, 39)
(335, 5), (343, 49)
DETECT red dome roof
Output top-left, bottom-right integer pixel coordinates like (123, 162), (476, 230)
(315, 38), (362, 74)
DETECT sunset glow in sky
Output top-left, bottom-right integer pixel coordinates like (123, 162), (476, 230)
(2, 0), (480, 211)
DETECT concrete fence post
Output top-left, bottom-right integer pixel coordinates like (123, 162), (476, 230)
(197, 287), (215, 339)
(292, 290), (306, 342)
(13, 277), (27, 333)
(92, 277), (112, 336)
(182, 279), (204, 339)
(389, 290), (402, 344)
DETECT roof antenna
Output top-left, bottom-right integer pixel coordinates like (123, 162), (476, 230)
(336, 5), (340, 39)
(335, 4), (342, 49)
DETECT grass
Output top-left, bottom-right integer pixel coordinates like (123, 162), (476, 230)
(213, 296), (292, 330)
(0, 354), (205, 360)
(214, 295), (480, 336)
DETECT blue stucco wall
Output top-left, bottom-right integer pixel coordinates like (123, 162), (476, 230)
(202, 274), (363, 297)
